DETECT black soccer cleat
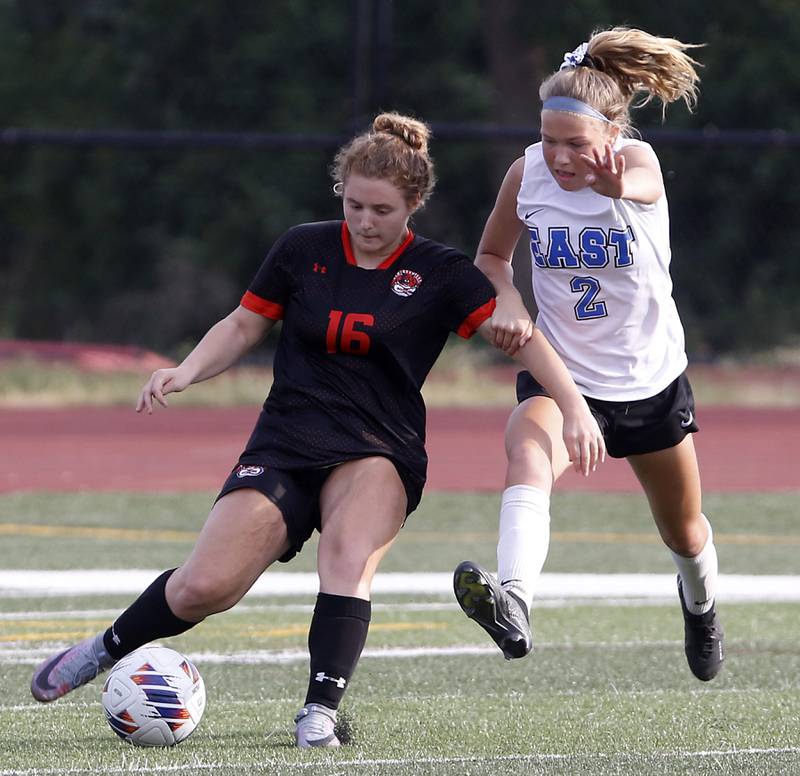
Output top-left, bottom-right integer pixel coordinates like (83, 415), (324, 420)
(453, 560), (532, 660)
(677, 576), (724, 681)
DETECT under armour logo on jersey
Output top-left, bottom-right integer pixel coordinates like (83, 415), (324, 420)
(315, 672), (347, 688)
(391, 269), (423, 297)
(313, 262), (328, 274)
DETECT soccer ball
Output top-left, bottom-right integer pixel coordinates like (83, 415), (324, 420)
(101, 645), (206, 747)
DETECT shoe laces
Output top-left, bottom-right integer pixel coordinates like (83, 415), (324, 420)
(503, 589), (530, 627)
(688, 614), (722, 658)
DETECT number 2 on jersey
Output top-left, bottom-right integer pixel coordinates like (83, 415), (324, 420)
(326, 310), (374, 354)
(570, 276), (608, 320)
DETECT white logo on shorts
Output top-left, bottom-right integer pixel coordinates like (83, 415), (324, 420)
(236, 465), (265, 478)
(679, 410), (694, 428)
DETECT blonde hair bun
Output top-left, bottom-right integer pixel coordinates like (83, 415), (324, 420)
(331, 111), (436, 206)
(372, 112), (431, 154)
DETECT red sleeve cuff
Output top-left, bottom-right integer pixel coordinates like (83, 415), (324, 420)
(241, 290), (285, 320)
(456, 298), (496, 339)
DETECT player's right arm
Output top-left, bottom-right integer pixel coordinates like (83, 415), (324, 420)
(477, 319), (605, 476)
(136, 306), (275, 414)
(475, 157), (532, 356)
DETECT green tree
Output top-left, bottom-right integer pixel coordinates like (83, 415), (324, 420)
(1, 0), (799, 356)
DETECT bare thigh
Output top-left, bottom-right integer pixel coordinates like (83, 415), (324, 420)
(627, 435), (707, 556)
(317, 457), (407, 599)
(166, 488), (291, 620)
(504, 396), (572, 491)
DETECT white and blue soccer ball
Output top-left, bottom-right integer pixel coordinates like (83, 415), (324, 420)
(101, 645), (206, 747)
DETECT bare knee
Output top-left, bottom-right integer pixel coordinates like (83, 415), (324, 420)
(317, 515), (397, 598)
(506, 438), (554, 488)
(167, 568), (244, 620)
(316, 459), (406, 597)
(658, 515), (709, 557)
(317, 534), (370, 593)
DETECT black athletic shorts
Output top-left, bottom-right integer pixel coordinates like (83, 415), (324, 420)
(515, 371), (699, 459)
(216, 455), (422, 562)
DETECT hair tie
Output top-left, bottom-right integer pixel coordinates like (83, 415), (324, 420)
(560, 42), (589, 70)
(581, 53), (601, 71)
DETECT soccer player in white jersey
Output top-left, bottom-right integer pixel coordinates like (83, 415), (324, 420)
(453, 27), (724, 681)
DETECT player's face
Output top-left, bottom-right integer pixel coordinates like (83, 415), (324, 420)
(540, 110), (618, 192)
(342, 174), (416, 262)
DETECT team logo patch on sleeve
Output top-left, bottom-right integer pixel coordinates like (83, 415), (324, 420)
(236, 465), (265, 478)
(391, 269), (423, 297)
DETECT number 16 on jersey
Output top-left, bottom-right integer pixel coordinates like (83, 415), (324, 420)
(326, 310), (374, 355)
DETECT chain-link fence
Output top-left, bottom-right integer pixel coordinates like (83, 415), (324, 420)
(2, 126), (797, 359)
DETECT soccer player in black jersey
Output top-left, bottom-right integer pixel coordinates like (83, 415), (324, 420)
(30, 112), (605, 748)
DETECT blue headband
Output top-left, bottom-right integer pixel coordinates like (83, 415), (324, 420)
(542, 96), (611, 124)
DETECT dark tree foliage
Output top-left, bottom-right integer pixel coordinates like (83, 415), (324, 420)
(0, 0), (798, 356)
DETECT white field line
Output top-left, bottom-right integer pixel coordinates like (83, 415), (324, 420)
(0, 684), (782, 713)
(187, 641), (688, 665)
(0, 598), (687, 622)
(1, 571), (800, 601)
(0, 642), (676, 666)
(2, 747), (800, 774)
(0, 602), (459, 620)
(0, 599), (684, 622)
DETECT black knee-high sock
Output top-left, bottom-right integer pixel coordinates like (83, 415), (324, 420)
(304, 592), (371, 710)
(102, 569), (197, 660)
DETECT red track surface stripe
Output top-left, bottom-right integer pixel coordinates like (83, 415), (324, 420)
(0, 407), (798, 493)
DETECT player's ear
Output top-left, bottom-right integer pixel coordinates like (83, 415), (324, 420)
(407, 194), (422, 214)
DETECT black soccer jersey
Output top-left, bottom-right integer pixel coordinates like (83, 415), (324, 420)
(240, 220), (495, 497)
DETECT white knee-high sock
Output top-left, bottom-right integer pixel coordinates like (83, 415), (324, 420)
(670, 514), (719, 615)
(496, 485), (551, 611)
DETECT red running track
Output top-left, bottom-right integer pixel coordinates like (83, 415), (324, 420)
(0, 406), (797, 494)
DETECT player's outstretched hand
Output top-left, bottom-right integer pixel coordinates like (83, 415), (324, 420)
(561, 402), (606, 477)
(136, 367), (192, 414)
(489, 294), (534, 356)
(581, 143), (626, 199)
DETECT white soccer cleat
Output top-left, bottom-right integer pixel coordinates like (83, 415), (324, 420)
(294, 703), (340, 748)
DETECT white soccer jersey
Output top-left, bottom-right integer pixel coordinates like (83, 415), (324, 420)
(517, 139), (687, 401)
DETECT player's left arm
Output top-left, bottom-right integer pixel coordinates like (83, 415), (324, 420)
(476, 320), (606, 476)
(450, 258), (603, 475)
(581, 143), (664, 204)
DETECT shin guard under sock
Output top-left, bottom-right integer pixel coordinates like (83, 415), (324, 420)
(497, 485), (551, 610)
(304, 592), (371, 710)
(670, 514), (719, 616)
(102, 568), (198, 660)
